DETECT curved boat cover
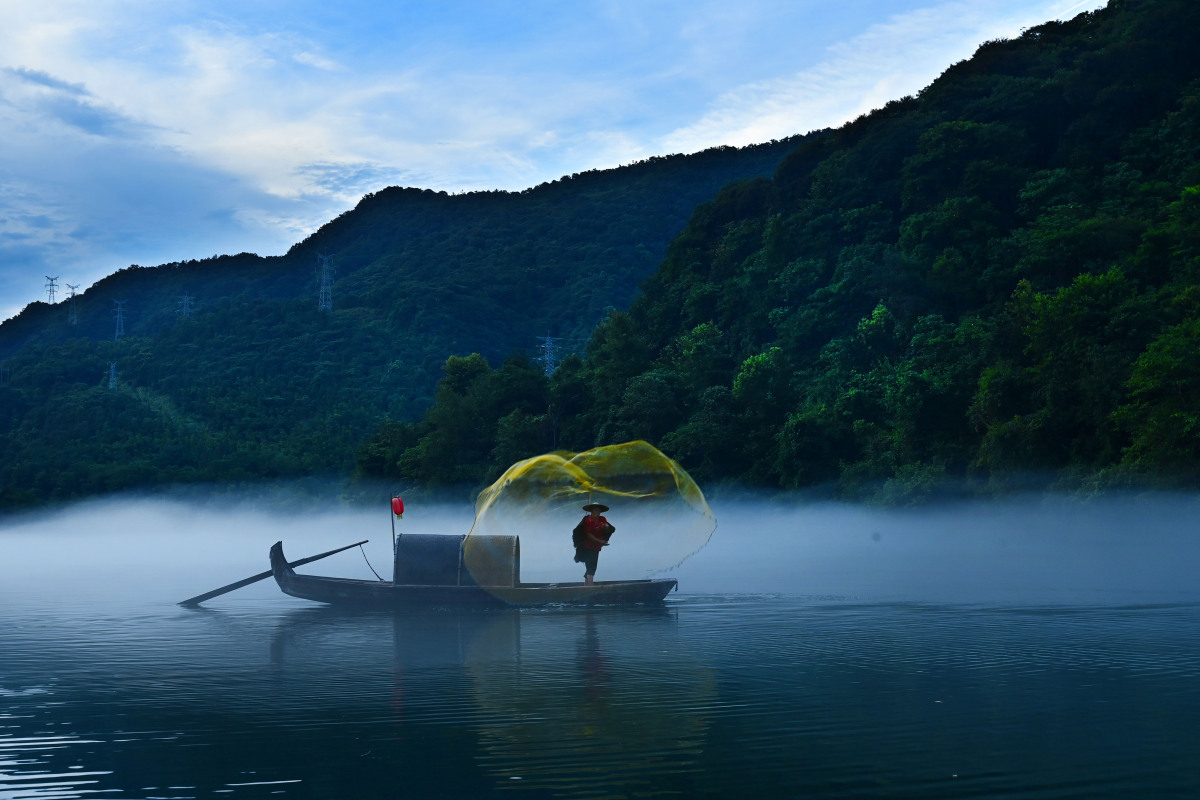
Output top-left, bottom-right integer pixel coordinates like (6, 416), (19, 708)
(393, 533), (519, 587)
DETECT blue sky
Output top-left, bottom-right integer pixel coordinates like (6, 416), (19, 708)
(0, 0), (1106, 322)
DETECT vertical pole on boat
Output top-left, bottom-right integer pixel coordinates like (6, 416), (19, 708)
(390, 491), (405, 556)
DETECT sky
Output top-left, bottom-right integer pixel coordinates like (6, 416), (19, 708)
(0, 0), (1107, 323)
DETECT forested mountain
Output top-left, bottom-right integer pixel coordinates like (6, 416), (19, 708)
(0, 140), (801, 509)
(360, 0), (1200, 502)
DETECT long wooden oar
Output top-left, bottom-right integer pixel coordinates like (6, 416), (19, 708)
(179, 539), (369, 606)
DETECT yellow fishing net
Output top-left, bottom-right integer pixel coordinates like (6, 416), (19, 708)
(465, 440), (716, 586)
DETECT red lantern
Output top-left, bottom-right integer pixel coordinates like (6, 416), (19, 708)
(391, 497), (405, 518)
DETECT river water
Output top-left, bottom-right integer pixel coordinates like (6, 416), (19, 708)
(2, 496), (1199, 799)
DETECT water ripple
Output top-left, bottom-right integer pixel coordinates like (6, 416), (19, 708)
(1, 596), (1198, 798)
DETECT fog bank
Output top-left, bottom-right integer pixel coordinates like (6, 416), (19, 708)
(2, 493), (1198, 607)
(672, 494), (1200, 603)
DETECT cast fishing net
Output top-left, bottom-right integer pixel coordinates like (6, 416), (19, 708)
(465, 440), (716, 586)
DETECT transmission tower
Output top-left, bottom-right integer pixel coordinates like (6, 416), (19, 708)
(107, 362), (119, 389)
(536, 333), (562, 376)
(66, 284), (80, 325)
(317, 253), (334, 312)
(44, 276), (59, 303)
(178, 293), (195, 318)
(113, 300), (126, 340)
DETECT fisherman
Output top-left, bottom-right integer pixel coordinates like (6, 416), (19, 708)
(573, 502), (614, 585)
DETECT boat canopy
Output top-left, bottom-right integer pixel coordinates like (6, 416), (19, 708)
(394, 533), (519, 588)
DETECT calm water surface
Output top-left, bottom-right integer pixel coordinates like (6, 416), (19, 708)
(3, 498), (1199, 799)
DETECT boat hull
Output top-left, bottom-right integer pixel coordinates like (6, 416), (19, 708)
(270, 542), (677, 608)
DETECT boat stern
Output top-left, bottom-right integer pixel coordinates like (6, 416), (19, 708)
(269, 541), (293, 582)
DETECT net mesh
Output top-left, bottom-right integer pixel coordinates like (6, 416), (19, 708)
(466, 440), (716, 585)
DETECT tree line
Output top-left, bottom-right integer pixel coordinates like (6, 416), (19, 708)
(356, 0), (1200, 503)
(0, 130), (800, 510)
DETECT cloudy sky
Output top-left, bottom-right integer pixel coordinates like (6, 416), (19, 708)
(0, 0), (1106, 322)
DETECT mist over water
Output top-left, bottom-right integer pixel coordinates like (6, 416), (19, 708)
(674, 493), (1200, 603)
(1, 491), (1198, 607)
(3, 493), (1199, 799)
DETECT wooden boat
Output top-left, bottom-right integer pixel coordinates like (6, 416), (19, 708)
(269, 534), (678, 608)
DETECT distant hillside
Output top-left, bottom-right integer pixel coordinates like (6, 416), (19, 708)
(0, 138), (802, 509)
(363, 0), (1200, 500)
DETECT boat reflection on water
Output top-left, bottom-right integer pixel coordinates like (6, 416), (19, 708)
(465, 609), (716, 795)
(268, 605), (717, 796)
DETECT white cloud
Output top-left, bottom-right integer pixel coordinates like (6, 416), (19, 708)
(0, 0), (1114, 322)
(291, 50), (343, 72)
(660, 0), (1109, 153)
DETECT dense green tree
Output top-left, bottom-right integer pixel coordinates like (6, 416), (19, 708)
(8, 0), (1200, 509)
(390, 0), (1200, 503)
(1113, 313), (1200, 480)
(0, 137), (799, 508)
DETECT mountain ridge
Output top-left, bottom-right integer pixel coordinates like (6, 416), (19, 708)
(359, 0), (1200, 501)
(0, 136), (806, 509)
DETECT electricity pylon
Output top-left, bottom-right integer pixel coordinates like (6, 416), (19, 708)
(113, 300), (126, 340)
(537, 334), (562, 376)
(66, 283), (80, 325)
(317, 253), (333, 312)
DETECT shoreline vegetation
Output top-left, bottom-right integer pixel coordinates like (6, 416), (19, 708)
(355, 0), (1200, 504)
(3, 0), (1199, 513)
